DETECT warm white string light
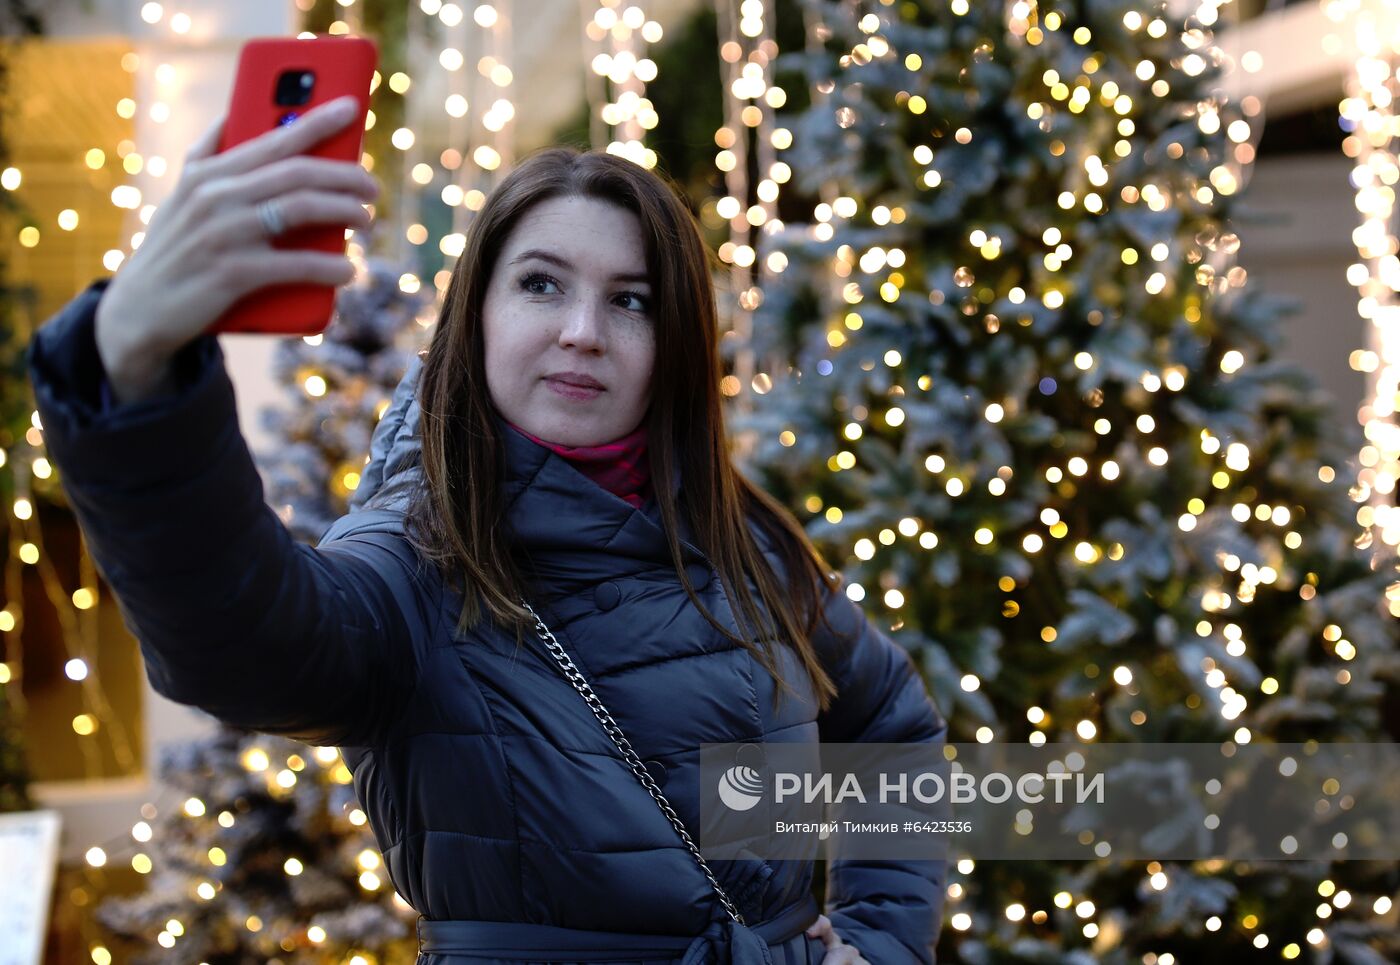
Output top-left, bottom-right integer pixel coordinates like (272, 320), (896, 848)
(579, 0), (609, 150)
(470, 1), (515, 179)
(1195, 0), (1276, 195)
(441, 0), (514, 224)
(584, 0), (663, 168)
(391, 6), (429, 271)
(711, 0), (790, 451)
(1326, 0), (1400, 558)
(405, 0), (517, 299)
(438, 0), (473, 295)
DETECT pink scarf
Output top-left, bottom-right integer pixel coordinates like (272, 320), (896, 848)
(506, 419), (654, 509)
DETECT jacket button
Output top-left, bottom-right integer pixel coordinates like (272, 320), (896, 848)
(594, 581), (621, 611)
(643, 759), (669, 788)
(736, 743), (766, 770)
(684, 563), (711, 590)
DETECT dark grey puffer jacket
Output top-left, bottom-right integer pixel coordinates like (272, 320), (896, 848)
(27, 279), (948, 964)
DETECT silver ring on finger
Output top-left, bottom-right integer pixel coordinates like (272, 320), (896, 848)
(256, 198), (287, 239)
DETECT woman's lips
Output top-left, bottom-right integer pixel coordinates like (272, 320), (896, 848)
(546, 377), (604, 400)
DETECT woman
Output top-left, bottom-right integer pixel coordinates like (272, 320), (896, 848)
(27, 96), (947, 964)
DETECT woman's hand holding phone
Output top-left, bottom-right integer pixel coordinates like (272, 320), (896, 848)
(94, 94), (379, 404)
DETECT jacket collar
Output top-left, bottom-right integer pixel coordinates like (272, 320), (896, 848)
(328, 353), (700, 565)
(494, 406), (699, 564)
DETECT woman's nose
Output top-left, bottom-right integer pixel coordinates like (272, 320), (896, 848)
(558, 297), (606, 351)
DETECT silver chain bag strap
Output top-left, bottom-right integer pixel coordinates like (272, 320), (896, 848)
(520, 598), (748, 926)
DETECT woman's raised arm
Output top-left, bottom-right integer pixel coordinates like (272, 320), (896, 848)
(26, 278), (439, 748)
(21, 97), (427, 747)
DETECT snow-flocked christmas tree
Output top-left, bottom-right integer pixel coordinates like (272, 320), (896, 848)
(734, 1), (1400, 962)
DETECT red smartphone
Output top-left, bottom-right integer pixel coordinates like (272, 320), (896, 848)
(206, 34), (378, 336)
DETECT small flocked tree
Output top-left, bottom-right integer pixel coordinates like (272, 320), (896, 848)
(736, 1), (1400, 962)
(94, 729), (419, 965)
(260, 230), (433, 544)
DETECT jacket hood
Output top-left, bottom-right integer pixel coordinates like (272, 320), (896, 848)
(317, 353), (427, 544)
(347, 352), (428, 516)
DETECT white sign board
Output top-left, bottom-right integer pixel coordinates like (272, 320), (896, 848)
(0, 810), (62, 965)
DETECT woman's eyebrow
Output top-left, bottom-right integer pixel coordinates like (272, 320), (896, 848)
(510, 249), (649, 284)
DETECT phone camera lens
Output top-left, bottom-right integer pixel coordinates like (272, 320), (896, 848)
(275, 69), (316, 106)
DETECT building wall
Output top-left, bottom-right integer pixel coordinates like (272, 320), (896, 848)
(1235, 152), (1367, 434)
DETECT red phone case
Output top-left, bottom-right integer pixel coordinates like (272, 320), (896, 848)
(206, 35), (378, 336)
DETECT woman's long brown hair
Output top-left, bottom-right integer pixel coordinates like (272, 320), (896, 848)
(404, 145), (852, 714)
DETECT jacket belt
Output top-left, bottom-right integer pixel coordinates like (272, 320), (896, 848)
(417, 893), (819, 963)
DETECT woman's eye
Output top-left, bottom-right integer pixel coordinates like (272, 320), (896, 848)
(520, 273), (559, 295)
(618, 292), (650, 313)
(518, 273), (647, 313)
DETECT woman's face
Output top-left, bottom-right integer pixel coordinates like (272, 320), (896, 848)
(481, 194), (655, 447)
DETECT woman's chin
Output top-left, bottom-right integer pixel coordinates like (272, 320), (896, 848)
(518, 413), (617, 448)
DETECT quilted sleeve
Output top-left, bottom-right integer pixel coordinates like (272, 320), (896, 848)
(25, 278), (437, 748)
(813, 577), (948, 965)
